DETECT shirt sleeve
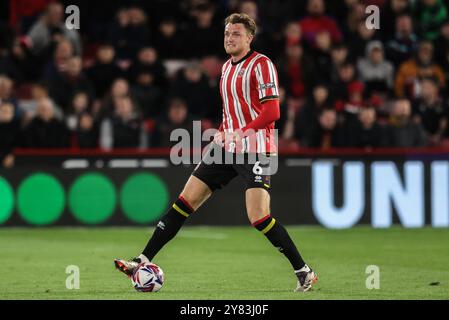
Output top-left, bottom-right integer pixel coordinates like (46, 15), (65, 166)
(253, 57), (280, 103)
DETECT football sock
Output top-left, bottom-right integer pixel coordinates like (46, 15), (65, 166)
(252, 214), (306, 270)
(142, 196), (194, 261)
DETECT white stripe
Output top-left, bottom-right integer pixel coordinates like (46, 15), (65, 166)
(242, 54), (262, 152)
(254, 63), (265, 99)
(221, 60), (234, 131)
(230, 62), (250, 152)
(230, 63), (245, 128)
(266, 60), (278, 96)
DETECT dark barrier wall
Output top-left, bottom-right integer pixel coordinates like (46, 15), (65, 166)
(1, 150), (449, 228)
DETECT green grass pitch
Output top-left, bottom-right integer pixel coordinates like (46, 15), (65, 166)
(0, 226), (448, 300)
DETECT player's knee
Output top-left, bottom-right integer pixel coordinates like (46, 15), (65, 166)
(247, 208), (270, 225)
(178, 192), (205, 212)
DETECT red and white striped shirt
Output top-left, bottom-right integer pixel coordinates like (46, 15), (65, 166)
(219, 50), (279, 154)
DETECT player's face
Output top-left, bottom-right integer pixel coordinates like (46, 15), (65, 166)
(224, 23), (253, 56)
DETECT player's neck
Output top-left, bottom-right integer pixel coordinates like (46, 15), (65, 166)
(231, 48), (252, 64)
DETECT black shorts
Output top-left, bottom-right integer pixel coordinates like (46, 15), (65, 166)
(192, 144), (273, 192)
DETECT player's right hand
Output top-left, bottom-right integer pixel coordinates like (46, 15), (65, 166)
(214, 131), (225, 146)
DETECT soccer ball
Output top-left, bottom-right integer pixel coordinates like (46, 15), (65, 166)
(131, 262), (164, 292)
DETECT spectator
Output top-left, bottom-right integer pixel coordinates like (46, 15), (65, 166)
(19, 82), (63, 120)
(171, 61), (213, 119)
(434, 20), (449, 67)
(73, 112), (99, 149)
(98, 78), (135, 119)
(27, 2), (81, 58)
(385, 14), (418, 68)
(87, 43), (123, 99)
(183, 2), (222, 58)
(0, 27), (21, 81)
(383, 99), (427, 147)
(357, 40), (394, 96)
(153, 18), (185, 59)
(127, 46), (166, 88)
(394, 40), (445, 99)
(380, 0), (412, 40)
(335, 81), (367, 129)
(298, 108), (345, 148)
(152, 98), (193, 147)
(295, 83), (332, 141)
(66, 91), (91, 132)
(331, 61), (357, 101)
(412, 77), (448, 145)
(0, 102), (21, 168)
(348, 106), (383, 148)
(330, 43), (349, 83)
(278, 43), (315, 99)
(43, 38), (74, 81)
(9, 36), (41, 82)
(299, 0), (343, 49)
(343, 2), (366, 37)
(413, 0), (448, 41)
(47, 56), (95, 110)
(108, 7), (150, 60)
(283, 21), (302, 48)
(130, 68), (163, 119)
(310, 31), (333, 83)
(238, 0), (272, 57)
(347, 22), (377, 60)
(24, 98), (68, 148)
(100, 96), (146, 149)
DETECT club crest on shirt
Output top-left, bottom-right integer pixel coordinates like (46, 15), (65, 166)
(237, 68), (246, 77)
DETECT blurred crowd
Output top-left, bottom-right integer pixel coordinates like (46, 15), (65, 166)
(2, 0), (449, 167)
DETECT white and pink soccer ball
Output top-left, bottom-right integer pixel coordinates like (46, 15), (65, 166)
(131, 262), (164, 292)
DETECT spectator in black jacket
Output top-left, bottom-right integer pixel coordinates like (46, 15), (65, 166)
(349, 106), (384, 148)
(24, 98), (68, 148)
(47, 56), (95, 111)
(87, 43), (123, 99)
(74, 112), (99, 149)
(171, 62), (213, 119)
(152, 97), (193, 148)
(412, 77), (448, 145)
(384, 98), (427, 147)
(127, 46), (167, 88)
(298, 108), (345, 148)
(99, 95), (146, 149)
(295, 83), (332, 142)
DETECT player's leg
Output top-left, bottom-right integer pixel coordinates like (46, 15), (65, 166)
(114, 175), (212, 276)
(245, 187), (317, 292)
(140, 175), (212, 261)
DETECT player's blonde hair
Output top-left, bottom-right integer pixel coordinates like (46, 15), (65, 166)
(224, 13), (257, 36)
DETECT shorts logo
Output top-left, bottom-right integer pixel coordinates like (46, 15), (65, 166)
(255, 175), (262, 183)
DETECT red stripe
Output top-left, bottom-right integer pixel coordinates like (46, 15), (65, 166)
(251, 214), (271, 227)
(236, 57), (256, 126)
(225, 66), (239, 129)
(220, 60), (231, 130)
(178, 196), (194, 213)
